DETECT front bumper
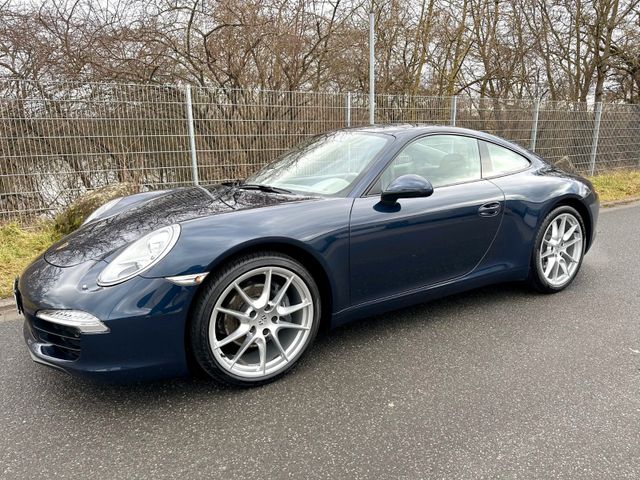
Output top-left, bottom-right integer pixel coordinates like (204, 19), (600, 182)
(18, 256), (198, 382)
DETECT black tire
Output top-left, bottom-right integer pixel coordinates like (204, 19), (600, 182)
(528, 205), (586, 293)
(189, 251), (321, 387)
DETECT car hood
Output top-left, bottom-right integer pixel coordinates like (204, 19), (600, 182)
(44, 185), (317, 267)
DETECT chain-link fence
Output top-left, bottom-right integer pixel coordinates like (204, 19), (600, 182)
(1, 80), (639, 221)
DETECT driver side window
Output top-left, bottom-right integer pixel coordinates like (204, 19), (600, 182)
(372, 135), (481, 194)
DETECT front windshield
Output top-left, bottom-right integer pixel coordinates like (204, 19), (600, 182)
(246, 131), (390, 195)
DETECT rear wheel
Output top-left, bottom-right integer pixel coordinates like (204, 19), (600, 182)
(189, 252), (320, 386)
(529, 205), (585, 293)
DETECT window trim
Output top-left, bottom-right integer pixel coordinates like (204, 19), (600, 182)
(362, 132), (484, 197)
(479, 139), (532, 180)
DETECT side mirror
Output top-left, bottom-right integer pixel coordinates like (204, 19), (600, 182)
(381, 174), (434, 205)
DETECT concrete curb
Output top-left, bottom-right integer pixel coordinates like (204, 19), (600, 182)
(0, 297), (16, 314)
(0, 297), (14, 308)
(601, 196), (640, 208)
(1, 198), (638, 310)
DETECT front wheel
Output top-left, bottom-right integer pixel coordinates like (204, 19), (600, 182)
(529, 205), (586, 293)
(189, 252), (321, 387)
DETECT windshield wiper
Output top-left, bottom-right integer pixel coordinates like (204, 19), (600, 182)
(237, 183), (293, 194)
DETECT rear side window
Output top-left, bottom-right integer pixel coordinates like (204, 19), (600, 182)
(482, 142), (530, 177)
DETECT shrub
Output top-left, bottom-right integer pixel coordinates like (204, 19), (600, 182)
(53, 183), (140, 236)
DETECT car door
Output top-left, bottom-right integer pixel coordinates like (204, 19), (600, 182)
(349, 134), (505, 306)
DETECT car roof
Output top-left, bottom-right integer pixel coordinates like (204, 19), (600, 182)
(347, 124), (531, 156)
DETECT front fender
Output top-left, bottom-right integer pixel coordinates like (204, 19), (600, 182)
(141, 198), (353, 312)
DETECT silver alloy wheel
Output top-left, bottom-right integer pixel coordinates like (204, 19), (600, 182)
(208, 266), (314, 379)
(539, 212), (583, 287)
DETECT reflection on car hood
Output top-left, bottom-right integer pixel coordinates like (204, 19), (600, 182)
(44, 185), (317, 267)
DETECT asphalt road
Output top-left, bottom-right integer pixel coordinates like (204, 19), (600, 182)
(1, 204), (639, 479)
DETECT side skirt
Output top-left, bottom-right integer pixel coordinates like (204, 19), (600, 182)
(330, 266), (529, 329)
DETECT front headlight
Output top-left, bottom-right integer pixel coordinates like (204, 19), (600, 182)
(82, 197), (123, 225)
(98, 224), (180, 286)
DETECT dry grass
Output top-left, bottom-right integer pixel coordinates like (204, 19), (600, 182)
(0, 222), (61, 298)
(1, 171), (640, 299)
(589, 171), (640, 203)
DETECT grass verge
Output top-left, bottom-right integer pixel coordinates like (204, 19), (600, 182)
(0, 170), (639, 299)
(0, 223), (62, 298)
(589, 170), (640, 203)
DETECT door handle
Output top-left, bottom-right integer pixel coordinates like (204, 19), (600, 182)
(478, 202), (501, 217)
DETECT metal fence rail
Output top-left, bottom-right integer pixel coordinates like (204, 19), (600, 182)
(1, 80), (639, 221)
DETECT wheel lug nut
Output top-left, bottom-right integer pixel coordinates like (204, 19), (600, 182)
(262, 328), (269, 336)
(271, 316), (278, 323)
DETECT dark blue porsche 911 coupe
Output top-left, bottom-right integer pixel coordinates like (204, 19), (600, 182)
(16, 125), (599, 386)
